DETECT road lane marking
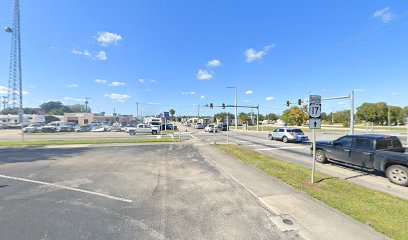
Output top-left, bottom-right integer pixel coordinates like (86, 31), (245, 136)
(169, 134), (174, 139)
(0, 174), (133, 203)
(255, 146), (307, 151)
(189, 134), (198, 140)
(156, 135), (162, 138)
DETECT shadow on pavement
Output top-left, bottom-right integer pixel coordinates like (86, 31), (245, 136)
(0, 147), (92, 164)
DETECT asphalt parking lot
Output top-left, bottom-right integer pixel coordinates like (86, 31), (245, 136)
(0, 144), (297, 240)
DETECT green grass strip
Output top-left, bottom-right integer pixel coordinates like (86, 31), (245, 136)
(0, 138), (179, 146)
(216, 144), (408, 240)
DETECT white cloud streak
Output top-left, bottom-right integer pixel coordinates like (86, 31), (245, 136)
(196, 69), (213, 80)
(138, 79), (145, 84)
(103, 93), (130, 102)
(200, 95), (205, 99)
(206, 59), (222, 68)
(96, 32), (123, 46)
(66, 84), (79, 88)
(374, 7), (396, 23)
(182, 91), (196, 95)
(96, 50), (108, 61)
(265, 96), (275, 101)
(245, 90), (253, 95)
(245, 44), (276, 63)
(63, 97), (85, 102)
(108, 81), (126, 87)
(95, 79), (107, 84)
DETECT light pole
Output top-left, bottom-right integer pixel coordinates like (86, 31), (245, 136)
(227, 87), (238, 130)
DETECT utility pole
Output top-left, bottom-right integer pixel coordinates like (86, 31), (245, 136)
(350, 90), (354, 134)
(198, 105), (200, 119)
(136, 102), (139, 118)
(1, 96), (8, 110)
(85, 97), (90, 112)
(256, 105), (259, 131)
(235, 88), (238, 130)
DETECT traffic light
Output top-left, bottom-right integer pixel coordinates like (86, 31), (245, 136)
(222, 103), (225, 109)
(210, 103), (213, 109)
(286, 101), (290, 107)
(298, 99), (302, 105)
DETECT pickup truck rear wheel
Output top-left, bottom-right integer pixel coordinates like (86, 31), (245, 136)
(386, 165), (408, 186)
(315, 149), (327, 163)
(129, 130), (135, 136)
(152, 130), (157, 135)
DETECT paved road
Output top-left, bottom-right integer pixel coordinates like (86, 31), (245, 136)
(0, 130), (177, 141)
(0, 144), (298, 240)
(181, 127), (408, 200)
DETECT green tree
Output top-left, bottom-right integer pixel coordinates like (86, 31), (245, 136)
(388, 106), (402, 125)
(40, 101), (64, 114)
(169, 109), (176, 117)
(265, 113), (279, 122)
(398, 106), (408, 125)
(214, 112), (234, 122)
(239, 112), (248, 124)
(357, 102), (388, 125)
(281, 106), (308, 126)
(69, 104), (90, 113)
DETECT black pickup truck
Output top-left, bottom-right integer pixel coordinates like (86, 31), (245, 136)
(313, 134), (408, 186)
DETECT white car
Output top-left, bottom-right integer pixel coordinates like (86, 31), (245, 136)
(268, 127), (309, 143)
(204, 124), (218, 133)
(23, 123), (43, 133)
(128, 123), (160, 135)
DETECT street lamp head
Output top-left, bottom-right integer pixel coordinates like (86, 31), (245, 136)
(4, 26), (12, 33)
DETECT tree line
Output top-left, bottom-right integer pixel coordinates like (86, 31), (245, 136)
(0, 101), (91, 115)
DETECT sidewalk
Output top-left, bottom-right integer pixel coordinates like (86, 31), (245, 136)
(195, 143), (389, 240)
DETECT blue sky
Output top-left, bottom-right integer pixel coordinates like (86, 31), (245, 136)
(0, 1), (407, 116)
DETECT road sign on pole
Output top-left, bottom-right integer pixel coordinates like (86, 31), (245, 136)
(309, 95), (321, 184)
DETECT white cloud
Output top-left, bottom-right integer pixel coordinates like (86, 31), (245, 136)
(72, 49), (92, 57)
(200, 95), (205, 99)
(66, 84), (79, 88)
(96, 32), (123, 46)
(245, 90), (253, 95)
(0, 86), (28, 95)
(150, 79), (156, 83)
(197, 69), (213, 80)
(138, 78), (145, 84)
(182, 91), (196, 95)
(338, 101), (347, 105)
(265, 96), (275, 101)
(145, 89), (152, 92)
(95, 79), (107, 84)
(148, 102), (159, 105)
(96, 50), (107, 61)
(103, 93), (130, 102)
(245, 44), (276, 63)
(63, 97), (85, 102)
(390, 92), (399, 96)
(243, 99), (251, 103)
(374, 7), (396, 23)
(108, 81), (126, 87)
(0, 86), (8, 94)
(206, 59), (222, 68)
(354, 89), (366, 92)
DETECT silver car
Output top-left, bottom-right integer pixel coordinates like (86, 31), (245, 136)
(23, 123), (43, 133)
(268, 128), (309, 143)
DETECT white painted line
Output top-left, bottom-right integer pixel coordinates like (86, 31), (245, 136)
(0, 174), (133, 203)
(255, 146), (306, 151)
(169, 134), (174, 139)
(189, 134), (198, 140)
(245, 144), (260, 147)
(156, 135), (162, 139)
